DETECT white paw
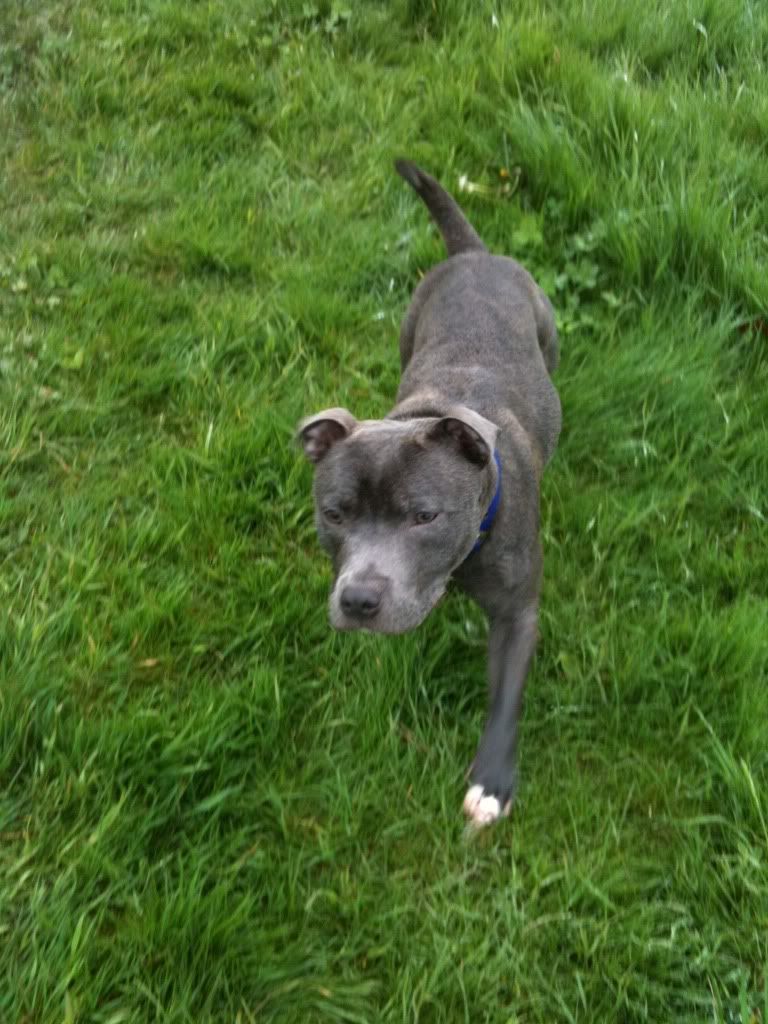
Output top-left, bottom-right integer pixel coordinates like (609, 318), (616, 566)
(462, 784), (511, 828)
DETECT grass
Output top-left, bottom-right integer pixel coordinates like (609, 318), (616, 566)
(1, 0), (767, 1020)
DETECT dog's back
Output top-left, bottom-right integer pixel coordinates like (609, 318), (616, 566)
(394, 161), (561, 466)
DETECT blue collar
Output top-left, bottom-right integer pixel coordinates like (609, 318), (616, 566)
(471, 449), (502, 553)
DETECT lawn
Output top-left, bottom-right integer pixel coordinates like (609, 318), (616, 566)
(1, 0), (767, 1020)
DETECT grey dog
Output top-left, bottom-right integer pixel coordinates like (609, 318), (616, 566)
(298, 160), (561, 827)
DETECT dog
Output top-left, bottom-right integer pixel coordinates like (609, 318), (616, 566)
(298, 160), (561, 827)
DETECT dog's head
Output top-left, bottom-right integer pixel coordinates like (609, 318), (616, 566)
(298, 406), (498, 633)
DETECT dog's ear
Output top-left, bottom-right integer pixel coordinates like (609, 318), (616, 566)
(298, 408), (358, 464)
(427, 406), (498, 467)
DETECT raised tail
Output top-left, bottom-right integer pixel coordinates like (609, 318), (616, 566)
(395, 158), (487, 257)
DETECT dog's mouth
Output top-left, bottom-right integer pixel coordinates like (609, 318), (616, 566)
(328, 578), (447, 635)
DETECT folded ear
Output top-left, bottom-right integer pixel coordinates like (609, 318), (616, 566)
(298, 407), (358, 464)
(427, 406), (498, 466)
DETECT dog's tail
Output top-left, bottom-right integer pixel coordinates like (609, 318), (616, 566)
(395, 158), (487, 257)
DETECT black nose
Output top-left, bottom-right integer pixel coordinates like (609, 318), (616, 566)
(340, 581), (383, 620)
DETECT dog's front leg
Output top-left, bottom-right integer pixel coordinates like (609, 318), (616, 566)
(463, 605), (538, 828)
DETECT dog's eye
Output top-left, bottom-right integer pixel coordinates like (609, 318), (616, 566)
(414, 511), (438, 525)
(323, 508), (343, 525)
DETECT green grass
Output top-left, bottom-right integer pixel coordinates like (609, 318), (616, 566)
(2, 0), (767, 1020)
